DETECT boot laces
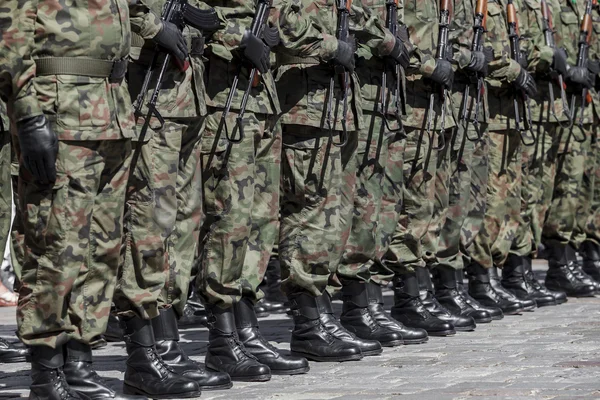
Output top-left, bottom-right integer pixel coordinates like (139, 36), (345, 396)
(227, 334), (258, 361)
(146, 347), (175, 375)
(55, 370), (78, 400)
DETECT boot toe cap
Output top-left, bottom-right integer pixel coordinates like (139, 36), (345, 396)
(400, 327), (429, 343)
(469, 309), (492, 323)
(451, 315), (476, 331)
(266, 354), (310, 374)
(183, 369), (232, 390)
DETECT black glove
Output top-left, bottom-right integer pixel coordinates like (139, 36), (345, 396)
(17, 115), (58, 185)
(387, 36), (410, 69)
(153, 21), (188, 62)
(566, 66), (593, 89)
(465, 50), (488, 76)
(397, 25), (414, 55)
(588, 59), (600, 91)
(334, 39), (356, 73)
(430, 59), (454, 89)
(240, 31), (271, 74)
(514, 68), (538, 97)
(552, 48), (569, 76)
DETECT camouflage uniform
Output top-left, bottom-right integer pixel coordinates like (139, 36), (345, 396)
(0, 102), (11, 270)
(112, 0), (209, 320)
(0, 0), (136, 348)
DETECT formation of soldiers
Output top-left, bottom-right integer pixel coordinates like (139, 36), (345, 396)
(1, 0), (600, 398)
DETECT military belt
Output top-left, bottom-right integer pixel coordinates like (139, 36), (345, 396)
(35, 57), (127, 83)
(276, 55), (321, 66)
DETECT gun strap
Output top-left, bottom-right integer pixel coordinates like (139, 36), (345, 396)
(35, 57), (127, 83)
(276, 55), (321, 65)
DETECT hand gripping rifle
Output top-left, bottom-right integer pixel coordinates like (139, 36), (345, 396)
(326, 0), (353, 147)
(131, 0), (220, 171)
(569, 0), (593, 141)
(459, 0), (487, 141)
(507, 0), (535, 146)
(378, 0), (406, 134)
(540, 0), (571, 126)
(426, 0), (452, 151)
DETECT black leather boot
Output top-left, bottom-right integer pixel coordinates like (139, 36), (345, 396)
(545, 242), (596, 297)
(522, 256), (568, 305)
(390, 273), (456, 336)
(456, 270), (504, 320)
(178, 287), (207, 328)
(433, 266), (492, 324)
(502, 254), (556, 307)
(205, 304), (271, 382)
(256, 257), (287, 314)
(417, 267), (476, 332)
(365, 281), (428, 344)
(121, 316), (201, 398)
(64, 340), (145, 399)
(0, 337), (28, 363)
(153, 308), (232, 390)
(234, 297), (309, 375)
(340, 280), (403, 347)
(572, 246), (600, 292)
(104, 314), (123, 343)
(29, 345), (81, 400)
(581, 241), (600, 283)
(318, 292), (382, 356)
(490, 267), (536, 311)
(289, 293), (363, 362)
(467, 263), (525, 315)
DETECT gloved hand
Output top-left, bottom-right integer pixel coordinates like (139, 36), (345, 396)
(588, 59), (600, 91)
(465, 50), (488, 76)
(514, 68), (538, 97)
(430, 59), (454, 89)
(240, 31), (271, 74)
(17, 115), (58, 185)
(334, 39), (356, 73)
(552, 48), (569, 76)
(153, 21), (188, 62)
(566, 66), (593, 89)
(387, 36), (410, 69)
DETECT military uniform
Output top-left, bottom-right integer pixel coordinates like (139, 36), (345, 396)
(0, 102), (11, 272)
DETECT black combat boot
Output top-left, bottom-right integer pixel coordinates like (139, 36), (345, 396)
(572, 245), (600, 292)
(178, 289), (208, 328)
(289, 293), (363, 362)
(256, 257), (287, 314)
(365, 281), (428, 344)
(29, 345), (81, 400)
(234, 297), (309, 375)
(417, 267), (476, 332)
(121, 316), (201, 398)
(581, 241), (600, 283)
(467, 262), (525, 315)
(545, 242), (596, 297)
(456, 270), (504, 320)
(502, 254), (556, 307)
(522, 256), (568, 305)
(390, 273), (456, 336)
(339, 280), (403, 347)
(104, 314), (124, 343)
(317, 291), (382, 356)
(490, 267), (537, 311)
(152, 308), (232, 390)
(433, 265), (492, 323)
(0, 337), (28, 363)
(204, 304), (271, 382)
(64, 340), (146, 399)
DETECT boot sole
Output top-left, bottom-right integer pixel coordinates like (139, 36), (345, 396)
(201, 382), (234, 391)
(490, 314), (504, 321)
(402, 337), (429, 345)
(473, 317), (493, 324)
(205, 367), (271, 382)
(454, 325), (476, 332)
(123, 384), (202, 399)
(362, 348), (383, 357)
(380, 339), (405, 347)
(270, 366), (310, 375)
(426, 330), (456, 337)
(290, 351), (363, 362)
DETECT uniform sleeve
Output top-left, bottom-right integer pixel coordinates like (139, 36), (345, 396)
(129, 0), (164, 40)
(350, 1), (396, 58)
(0, 0), (42, 123)
(450, 0), (475, 70)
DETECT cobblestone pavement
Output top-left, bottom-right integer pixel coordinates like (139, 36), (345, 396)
(1, 261), (600, 399)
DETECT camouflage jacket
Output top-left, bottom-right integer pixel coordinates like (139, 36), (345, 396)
(590, 4), (600, 121)
(205, 0), (341, 116)
(0, 0), (136, 141)
(403, 0), (456, 129)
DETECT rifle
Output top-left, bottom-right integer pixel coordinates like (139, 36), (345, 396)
(569, 0), (593, 141)
(326, 0), (353, 147)
(219, 0), (273, 144)
(378, 0), (406, 134)
(459, 0), (487, 141)
(540, 0), (571, 125)
(507, 0), (535, 146)
(131, 0), (220, 171)
(426, 0), (452, 151)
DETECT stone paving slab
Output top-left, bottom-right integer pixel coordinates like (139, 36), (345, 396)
(1, 261), (600, 399)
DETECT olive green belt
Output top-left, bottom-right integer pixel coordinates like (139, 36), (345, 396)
(35, 57), (127, 83)
(276, 55), (321, 65)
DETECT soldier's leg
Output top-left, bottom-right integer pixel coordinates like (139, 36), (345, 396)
(580, 127), (600, 283)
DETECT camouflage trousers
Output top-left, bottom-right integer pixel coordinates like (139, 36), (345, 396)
(114, 117), (204, 320)
(573, 127), (598, 248)
(10, 137), (23, 282)
(580, 126), (600, 245)
(542, 125), (589, 247)
(197, 109), (281, 308)
(511, 123), (557, 257)
(0, 133), (11, 266)
(335, 112), (403, 284)
(279, 125), (356, 297)
(467, 129), (522, 269)
(17, 139), (132, 348)
(376, 127), (438, 279)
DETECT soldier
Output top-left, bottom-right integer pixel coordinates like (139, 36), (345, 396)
(0, 0), (146, 399)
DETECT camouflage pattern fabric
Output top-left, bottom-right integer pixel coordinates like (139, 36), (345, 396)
(10, 137), (24, 283)
(0, 103), (11, 269)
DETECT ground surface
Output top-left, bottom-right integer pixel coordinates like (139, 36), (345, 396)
(1, 260), (600, 399)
